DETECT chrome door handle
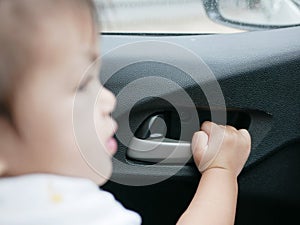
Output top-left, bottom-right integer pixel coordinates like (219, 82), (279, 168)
(127, 136), (192, 164)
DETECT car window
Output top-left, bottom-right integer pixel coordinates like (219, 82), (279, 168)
(95, 0), (300, 34)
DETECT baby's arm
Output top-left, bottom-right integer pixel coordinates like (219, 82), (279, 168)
(177, 121), (251, 225)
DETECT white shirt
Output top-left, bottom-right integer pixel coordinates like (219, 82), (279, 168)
(0, 174), (142, 225)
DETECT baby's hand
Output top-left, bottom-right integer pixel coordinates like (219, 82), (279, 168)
(192, 121), (251, 177)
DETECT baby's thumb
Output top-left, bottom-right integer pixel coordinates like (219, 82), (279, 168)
(192, 131), (209, 168)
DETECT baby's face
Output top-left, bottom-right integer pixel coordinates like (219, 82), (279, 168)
(7, 11), (117, 185)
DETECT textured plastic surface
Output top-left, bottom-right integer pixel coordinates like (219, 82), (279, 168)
(101, 27), (300, 225)
(100, 27), (300, 183)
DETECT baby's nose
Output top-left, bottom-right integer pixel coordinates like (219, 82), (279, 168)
(98, 88), (116, 115)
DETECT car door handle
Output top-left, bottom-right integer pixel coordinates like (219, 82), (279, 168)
(127, 136), (192, 164)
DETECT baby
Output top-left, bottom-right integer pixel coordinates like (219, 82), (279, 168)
(0, 1), (251, 225)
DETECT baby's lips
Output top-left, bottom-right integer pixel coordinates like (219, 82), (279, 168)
(106, 137), (118, 155)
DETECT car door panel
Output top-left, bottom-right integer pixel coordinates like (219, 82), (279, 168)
(101, 27), (300, 225)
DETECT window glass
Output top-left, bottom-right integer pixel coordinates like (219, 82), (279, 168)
(95, 0), (300, 34)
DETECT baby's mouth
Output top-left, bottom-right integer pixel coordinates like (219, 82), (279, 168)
(106, 137), (118, 155)
(106, 119), (118, 155)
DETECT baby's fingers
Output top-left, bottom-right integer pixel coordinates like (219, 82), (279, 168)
(238, 129), (251, 155)
(239, 129), (251, 145)
(192, 131), (209, 169)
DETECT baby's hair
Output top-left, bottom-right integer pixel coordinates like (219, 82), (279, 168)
(0, 0), (99, 119)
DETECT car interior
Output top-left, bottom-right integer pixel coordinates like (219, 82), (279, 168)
(98, 1), (300, 224)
